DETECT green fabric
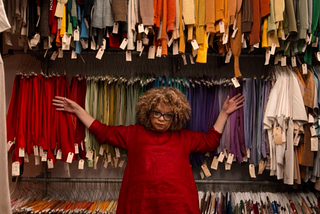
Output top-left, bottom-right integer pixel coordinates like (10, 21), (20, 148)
(304, 45), (312, 65)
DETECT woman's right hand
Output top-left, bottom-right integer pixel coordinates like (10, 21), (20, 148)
(52, 96), (80, 114)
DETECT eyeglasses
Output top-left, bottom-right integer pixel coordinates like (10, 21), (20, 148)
(152, 110), (174, 121)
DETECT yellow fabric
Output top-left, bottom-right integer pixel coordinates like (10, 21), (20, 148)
(196, 32), (208, 63)
(205, 0), (215, 33)
(261, 18), (268, 48)
(59, 6), (66, 37)
(196, 0), (205, 44)
(187, 25), (193, 41)
(179, 0), (186, 53)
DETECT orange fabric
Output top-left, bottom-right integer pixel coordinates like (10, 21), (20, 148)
(249, 0), (260, 45)
(160, 0), (168, 55)
(230, 10), (242, 77)
(260, 0), (270, 18)
(167, 0), (175, 31)
(154, 0), (161, 27)
(179, 0), (186, 53)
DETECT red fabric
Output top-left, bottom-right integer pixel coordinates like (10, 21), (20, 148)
(89, 120), (221, 214)
(50, 0), (58, 34)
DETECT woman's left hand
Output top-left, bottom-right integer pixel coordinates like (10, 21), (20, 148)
(221, 93), (245, 115)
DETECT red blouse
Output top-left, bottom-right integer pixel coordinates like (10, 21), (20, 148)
(89, 120), (222, 214)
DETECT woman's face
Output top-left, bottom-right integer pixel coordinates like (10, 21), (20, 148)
(150, 102), (174, 132)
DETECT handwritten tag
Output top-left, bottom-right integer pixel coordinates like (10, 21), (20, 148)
(66, 152), (74, 163)
(273, 127), (282, 145)
(219, 21), (225, 33)
(56, 149), (62, 160)
(113, 22), (119, 34)
(35, 156), (40, 165)
(7, 141), (14, 152)
(74, 29), (80, 41)
(227, 153), (234, 164)
(126, 51), (132, 61)
(218, 152), (225, 162)
(120, 38), (128, 50)
(136, 40), (142, 52)
(311, 137), (319, 151)
(201, 163), (211, 177)
(118, 159), (125, 168)
(78, 159), (84, 169)
(291, 56), (297, 67)
(138, 24), (144, 33)
(96, 48), (104, 60)
(231, 28), (238, 38)
(19, 147), (25, 157)
(225, 49), (232, 63)
(302, 63), (307, 74)
(148, 46), (155, 59)
(265, 49), (271, 65)
(50, 51), (58, 61)
(86, 149), (94, 161)
(270, 43), (276, 55)
(41, 151), (47, 162)
(115, 148), (121, 158)
(172, 41), (179, 55)
(310, 126), (316, 137)
(231, 77), (240, 88)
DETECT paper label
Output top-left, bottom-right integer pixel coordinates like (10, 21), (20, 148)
(96, 48), (104, 60)
(231, 28), (238, 38)
(138, 24), (144, 33)
(7, 141), (13, 152)
(246, 148), (251, 158)
(118, 159), (125, 168)
(191, 40), (199, 50)
(94, 156), (99, 169)
(219, 21), (225, 33)
(148, 46), (155, 59)
(103, 159), (108, 168)
(74, 29), (80, 41)
(218, 152), (225, 162)
(120, 38), (128, 50)
(115, 148), (121, 158)
(222, 33), (228, 44)
(225, 162), (231, 170)
(41, 151), (47, 162)
(113, 22), (119, 34)
(302, 63), (307, 74)
(294, 135), (301, 146)
(12, 162), (20, 176)
(210, 156), (219, 170)
(181, 54), (187, 65)
(227, 153), (234, 164)
(231, 77), (240, 88)
(201, 163), (211, 177)
(311, 137), (318, 151)
(291, 56), (297, 67)
(139, 46), (145, 57)
(270, 43), (276, 55)
(99, 145), (104, 156)
(172, 41), (179, 55)
(249, 164), (256, 178)
(189, 54), (195, 64)
(24, 153), (29, 163)
(86, 149), (94, 161)
(241, 39), (247, 49)
(167, 37), (174, 47)
(33, 145), (39, 156)
(265, 49), (271, 65)
(258, 160), (265, 174)
(225, 49), (232, 63)
(126, 51), (132, 61)
(113, 157), (119, 168)
(156, 46), (162, 57)
(136, 40), (142, 52)
(144, 27), (149, 35)
(107, 153), (112, 163)
(19, 148), (25, 157)
(66, 152), (74, 163)
(47, 159), (54, 169)
(56, 149), (62, 160)
(35, 156), (40, 165)
(80, 38), (88, 49)
(75, 144), (79, 154)
(50, 51), (59, 61)
(71, 50), (77, 59)
(253, 43), (259, 48)
(310, 126), (316, 137)
(281, 56), (287, 66)
(78, 159), (84, 169)
(273, 127), (282, 145)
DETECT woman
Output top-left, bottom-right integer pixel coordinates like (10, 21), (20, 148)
(53, 87), (244, 214)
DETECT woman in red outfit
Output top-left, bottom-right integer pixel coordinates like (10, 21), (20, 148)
(53, 87), (244, 214)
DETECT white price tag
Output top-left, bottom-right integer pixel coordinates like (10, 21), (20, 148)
(102, 38), (106, 50)
(58, 48), (63, 58)
(310, 126), (316, 137)
(225, 49), (232, 63)
(74, 29), (80, 41)
(80, 38), (88, 49)
(302, 63), (307, 74)
(291, 56), (297, 67)
(35, 156), (40, 165)
(78, 159), (84, 169)
(56, 149), (62, 160)
(148, 46), (155, 59)
(24, 153), (29, 163)
(94, 156), (99, 169)
(99, 145), (104, 156)
(138, 24), (144, 33)
(86, 149), (94, 161)
(172, 41), (179, 55)
(201, 163), (211, 177)
(218, 152), (225, 162)
(113, 157), (119, 168)
(270, 43), (276, 55)
(103, 159), (108, 168)
(75, 144), (79, 154)
(39, 146), (44, 157)
(167, 37), (174, 47)
(311, 137), (319, 151)
(253, 43), (259, 48)
(144, 27), (149, 35)
(274, 54), (281, 65)
(181, 54), (187, 65)
(41, 151), (47, 162)
(115, 148), (121, 158)
(107, 153), (112, 163)
(233, 19), (237, 30)
(317, 52), (320, 61)
(231, 28), (238, 38)
(156, 46), (162, 57)
(118, 159), (125, 168)
(139, 46), (145, 57)
(136, 40), (142, 52)
(231, 77), (240, 88)
(265, 49), (271, 65)
(71, 50), (77, 59)
(219, 21), (225, 33)
(191, 39), (199, 50)
(96, 48), (104, 60)
(50, 51), (58, 61)
(281, 56), (287, 66)
(19, 148), (25, 157)
(113, 22), (119, 34)
(66, 152), (74, 163)
(222, 33), (228, 44)
(249, 164), (256, 178)
(258, 160), (266, 174)
(241, 39), (247, 49)
(189, 54), (195, 64)
(120, 38), (128, 50)
(246, 148), (251, 158)
(210, 156), (219, 170)
(227, 153), (234, 164)
(47, 159), (54, 169)
(12, 162), (20, 176)
(126, 51), (132, 61)
(225, 162), (231, 170)
(7, 141), (14, 152)
(33, 145), (39, 156)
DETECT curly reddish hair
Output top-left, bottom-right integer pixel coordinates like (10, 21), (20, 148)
(136, 87), (191, 131)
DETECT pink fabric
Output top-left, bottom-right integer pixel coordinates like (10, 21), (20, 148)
(89, 120), (221, 214)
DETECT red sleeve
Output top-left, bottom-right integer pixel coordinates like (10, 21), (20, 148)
(88, 120), (129, 150)
(187, 127), (222, 153)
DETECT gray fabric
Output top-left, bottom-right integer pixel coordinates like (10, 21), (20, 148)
(92, 0), (114, 29)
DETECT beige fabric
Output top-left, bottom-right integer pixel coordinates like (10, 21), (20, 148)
(55, 0), (68, 18)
